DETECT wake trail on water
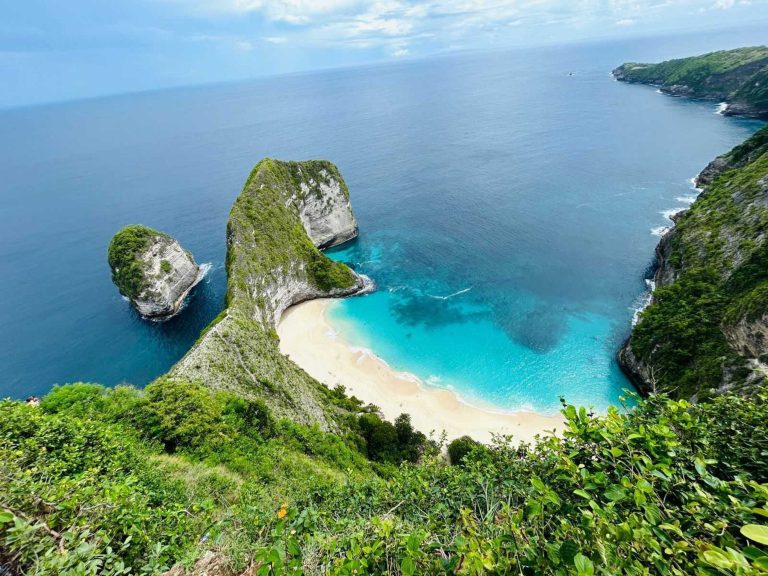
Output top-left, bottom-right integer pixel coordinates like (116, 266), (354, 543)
(428, 287), (473, 300)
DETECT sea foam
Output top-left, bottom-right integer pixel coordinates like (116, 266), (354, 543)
(632, 279), (656, 326)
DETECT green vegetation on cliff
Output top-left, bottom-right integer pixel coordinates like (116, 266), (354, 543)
(108, 225), (169, 300)
(625, 125), (768, 398)
(3, 383), (768, 575)
(614, 46), (768, 118)
(170, 159), (363, 428)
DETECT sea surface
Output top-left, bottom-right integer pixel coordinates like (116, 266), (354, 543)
(1, 29), (765, 412)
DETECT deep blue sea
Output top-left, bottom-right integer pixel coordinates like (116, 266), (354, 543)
(1, 29), (765, 413)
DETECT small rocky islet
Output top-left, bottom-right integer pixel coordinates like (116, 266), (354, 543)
(108, 224), (203, 319)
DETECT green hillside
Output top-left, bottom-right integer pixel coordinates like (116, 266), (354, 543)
(620, 125), (768, 399)
(613, 47), (768, 118)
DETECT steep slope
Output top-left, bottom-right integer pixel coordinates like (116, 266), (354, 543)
(613, 46), (768, 118)
(620, 125), (768, 399)
(170, 159), (367, 429)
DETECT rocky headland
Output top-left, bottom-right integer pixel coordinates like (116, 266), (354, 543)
(169, 159), (370, 428)
(108, 225), (203, 320)
(619, 124), (768, 399)
(613, 46), (768, 119)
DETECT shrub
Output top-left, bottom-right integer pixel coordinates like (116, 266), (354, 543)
(447, 435), (481, 465)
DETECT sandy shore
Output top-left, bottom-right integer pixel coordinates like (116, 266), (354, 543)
(277, 299), (564, 444)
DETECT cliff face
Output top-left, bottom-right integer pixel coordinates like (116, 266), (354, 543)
(613, 46), (768, 119)
(108, 225), (202, 320)
(170, 159), (366, 428)
(620, 125), (768, 399)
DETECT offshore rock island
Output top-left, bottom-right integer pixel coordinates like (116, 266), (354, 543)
(108, 224), (203, 319)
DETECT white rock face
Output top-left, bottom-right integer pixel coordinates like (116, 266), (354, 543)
(133, 237), (203, 319)
(296, 169), (358, 248)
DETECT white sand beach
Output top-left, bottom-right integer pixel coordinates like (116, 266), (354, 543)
(277, 299), (565, 444)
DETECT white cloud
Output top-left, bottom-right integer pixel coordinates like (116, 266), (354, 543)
(157, 0), (768, 62)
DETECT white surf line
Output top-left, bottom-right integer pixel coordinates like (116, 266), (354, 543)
(632, 279), (657, 326)
(427, 287), (473, 300)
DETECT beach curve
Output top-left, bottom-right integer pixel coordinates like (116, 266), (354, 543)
(277, 299), (565, 444)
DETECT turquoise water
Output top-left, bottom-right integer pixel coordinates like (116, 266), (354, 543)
(0, 30), (765, 411)
(325, 259), (625, 414)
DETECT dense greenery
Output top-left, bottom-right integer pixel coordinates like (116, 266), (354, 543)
(2, 383), (768, 574)
(107, 225), (168, 300)
(627, 125), (768, 398)
(614, 47), (768, 118)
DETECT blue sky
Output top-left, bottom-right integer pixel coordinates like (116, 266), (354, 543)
(2, 0), (767, 107)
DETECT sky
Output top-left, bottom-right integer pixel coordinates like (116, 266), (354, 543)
(2, 0), (767, 108)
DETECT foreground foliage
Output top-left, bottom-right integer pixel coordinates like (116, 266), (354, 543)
(2, 383), (768, 575)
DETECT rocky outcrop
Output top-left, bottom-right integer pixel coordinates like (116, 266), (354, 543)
(108, 225), (203, 320)
(619, 125), (768, 399)
(723, 313), (768, 360)
(170, 159), (369, 429)
(295, 168), (359, 249)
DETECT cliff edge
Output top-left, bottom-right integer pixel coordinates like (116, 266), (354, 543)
(169, 159), (367, 428)
(620, 125), (768, 399)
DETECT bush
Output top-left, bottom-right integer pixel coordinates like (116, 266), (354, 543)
(358, 412), (427, 464)
(447, 435), (481, 466)
(139, 378), (227, 452)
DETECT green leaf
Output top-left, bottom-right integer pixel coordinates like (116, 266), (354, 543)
(743, 546), (768, 561)
(741, 524), (768, 546)
(400, 557), (415, 576)
(604, 485), (626, 502)
(703, 549), (733, 570)
(0, 511), (13, 524)
(574, 553), (594, 576)
(574, 489), (590, 499)
(559, 541), (578, 564)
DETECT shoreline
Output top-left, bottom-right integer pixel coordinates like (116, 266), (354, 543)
(277, 299), (565, 444)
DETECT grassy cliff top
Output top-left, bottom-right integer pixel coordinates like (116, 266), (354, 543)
(107, 224), (170, 300)
(225, 159), (358, 313)
(614, 46), (768, 117)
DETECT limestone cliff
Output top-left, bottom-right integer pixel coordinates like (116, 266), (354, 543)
(620, 125), (768, 399)
(169, 159), (368, 429)
(108, 225), (203, 320)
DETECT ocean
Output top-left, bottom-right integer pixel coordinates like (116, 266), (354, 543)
(1, 29), (765, 412)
